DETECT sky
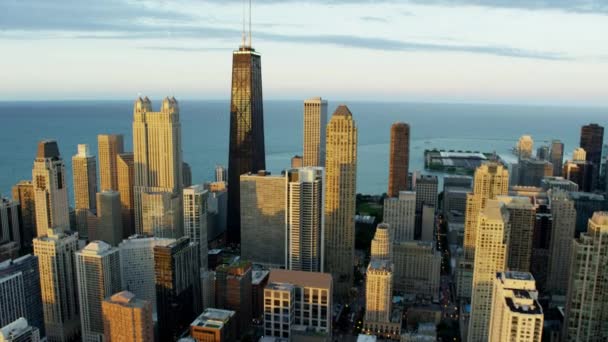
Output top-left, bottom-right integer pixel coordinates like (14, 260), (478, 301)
(1, 0), (608, 106)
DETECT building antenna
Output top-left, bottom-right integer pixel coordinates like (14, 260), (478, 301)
(249, 0), (252, 48)
(242, 0), (246, 47)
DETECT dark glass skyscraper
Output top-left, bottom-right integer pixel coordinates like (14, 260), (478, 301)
(227, 46), (266, 244)
(580, 123), (604, 189)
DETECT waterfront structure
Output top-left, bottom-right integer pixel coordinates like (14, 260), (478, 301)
(98, 134), (124, 192)
(154, 237), (201, 341)
(383, 191), (416, 242)
(324, 105), (357, 297)
(102, 291), (153, 342)
(550, 140), (564, 177)
(11, 181), (36, 249)
(303, 97), (328, 167)
(215, 261), (252, 336)
(133, 97), (183, 235)
(468, 200), (508, 342)
(118, 236), (175, 313)
(286, 167), (324, 272)
(75, 241), (122, 342)
(240, 171), (285, 268)
(563, 212), (608, 341)
(32, 140), (70, 236)
(0, 255), (44, 337)
(371, 223), (392, 261)
(88, 191), (122, 246)
(0, 198), (21, 253)
(546, 191), (576, 295)
(488, 272), (543, 342)
(0, 318), (40, 342)
(183, 185), (209, 267)
(580, 123), (604, 189)
(215, 165), (227, 183)
(190, 308), (236, 342)
(517, 135), (534, 159)
(499, 196), (535, 272)
(263, 282), (295, 339)
(388, 122), (410, 198)
(72, 144), (97, 238)
(392, 240), (441, 297)
(227, 38), (266, 245)
(518, 159), (553, 187)
(116, 152), (135, 237)
(33, 230), (80, 342)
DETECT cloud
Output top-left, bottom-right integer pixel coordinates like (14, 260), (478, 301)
(360, 16), (389, 23)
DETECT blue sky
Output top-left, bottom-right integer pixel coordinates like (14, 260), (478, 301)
(1, 0), (608, 106)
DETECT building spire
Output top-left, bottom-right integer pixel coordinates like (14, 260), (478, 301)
(242, 0), (246, 47)
(249, 0), (252, 48)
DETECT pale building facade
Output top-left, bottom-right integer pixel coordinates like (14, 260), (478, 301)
(383, 191), (416, 242)
(102, 291), (153, 342)
(117, 152), (135, 237)
(184, 185), (209, 268)
(98, 134), (124, 192)
(546, 190), (577, 295)
(72, 144), (97, 238)
(303, 97), (328, 167)
(393, 240), (441, 298)
(371, 223), (392, 261)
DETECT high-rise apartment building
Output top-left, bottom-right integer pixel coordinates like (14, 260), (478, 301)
(133, 97), (183, 235)
(468, 200), (508, 342)
(183, 161), (192, 188)
(240, 171), (285, 268)
(0, 318), (40, 342)
(88, 191), (123, 246)
(393, 240), (441, 297)
(215, 165), (227, 183)
(215, 261), (252, 336)
(383, 191), (416, 242)
(303, 97), (328, 168)
(116, 152), (135, 237)
(371, 223), (392, 261)
(550, 140), (564, 177)
(498, 196), (535, 272)
(32, 140), (70, 236)
(324, 105), (357, 298)
(227, 40), (266, 245)
(98, 134), (124, 192)
(563, 212), (608, 341)
(546, 190), (576, 295)
(154, 237), (201, 341)
(72, 144), (97, 238)
(580, 123), (604, 189)
(102, 291), (154, 342)
(33, 230), (80, 342)
(286, 167), (324, 272)
(11, 181), (36, 250)
(363, 260), (400, 337)
(488, 272), (543, 342)
(75, 241), (122, 342)
(0, 198), (21, 253)
(183, 185), (209, 268)
(388, 122), (410, 198)
(517, 135), (534, 159)
(190, 308), (236, 342)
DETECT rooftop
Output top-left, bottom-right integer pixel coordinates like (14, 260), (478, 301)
(252, 270), (270, 285)
(36, 140), (60, 159)
(333, 105), (352, 117)
(269, 269), (332, 289)
(191, 308), (235, 330)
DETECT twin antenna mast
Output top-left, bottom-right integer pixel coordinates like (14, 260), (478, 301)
(241, 0), (253, 48)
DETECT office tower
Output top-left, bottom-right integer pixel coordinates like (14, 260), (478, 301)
(214, 165), (226, 183)
(183, 161), (192, 187)
(499, 196), (535, 272)
(303, 97), (328, 168)
(75, 241), (122, 342)
(393, 240), (441, 297)
(190, 308), (236, 342)
(388, 122), (410, 198)
(563, 160), (595, 192)
(0, 198), (21, 252)
(33, 230), (80, 342)
(324, 105), (357, 298)
(251, 270), (269, 322)
(529, 202), (552, 292)
(371, 223), (392, 261)
(240, 171), (285, 268)
(517, 135), (534, 159)
(263, 282), (295, 339)
(363, 260), (400, 337)
(290, 155), (302, 168)
(183, 185), (209, 267)
(571, 192), (607, 236)
(468, 200), (508, 342)
(215, 261), (252, 336)
(268, 269), (332, 334)
(546, 190), (576, 295)
(420, 204), (436, 242)
(415, 174), (438, 239)
(572, 147), (586, 161)
(72, 144), (97, 238)
(154, 237), (201, 341)
(116, 152), (135, 237)
(564, 212), (608, 341)
(118, 236), (175, 313)
(11, 181), (36, 250)
(87, 191), (123, 245)
(541, 176), (579, 192)
(488, 272), (543, 342)
(443, 176), (472, 216)
(0, 318), (40, 342)
(205, 182), (228, 242)
(227, 36), (266, 245)
(286, 167), (324, 272)
(102, 291), (153, 342)
(518, 159), (553, 187)
(133, 97), (183, 235)
(536, 145), (549, 160)
(32, 140), (70, 236)
(580, 123), (604, 189)
(550, 140), (564, 176)
(0, 255), (44, 337)
(98, 134), (124, 192)
(383, 191), (416, 242)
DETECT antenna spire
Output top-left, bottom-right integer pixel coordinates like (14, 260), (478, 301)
(249, 0), (252, 48)
(241, 0), (246, 47)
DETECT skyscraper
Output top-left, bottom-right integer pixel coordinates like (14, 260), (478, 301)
(536, 145), (550, 160)
(415, 174), (438, 239)
(324, 105), (357, 298)
(370, 223), (392, 261)
(572, 147), (587, 161)
(32, 140), (70, 236)
(0, 198), (21, 253)
(499, 196), (535, 272)
(517, 135), (534, 159)
(383, 191), (416, 242)
(11, 181), (36, 250)
(89, 191), (123, 246)
(98, 134), (124, 192)
(140, 191), (181, 238)
(303, 97), (328, 167)
(215, 261), (252, 336)
(182, 161), (192, 188)
(388, 122), (410, 198)
(102, 291), (154, 342)
(227, 38), (266, 245)
(546, 190), (576, 295)
(517, 159), (553, 187)
(33, 230), (80, 342)
(215, 165), (227, 183)
(75, 241), (122, 342)
(183, 185), (209, 267)
(286, 167), (324, 272)
(564, 212), (608, 341)
(363, 260), (399, 338)
(550, 140), (564, 177)
(72, 144), (97, 239)
(116, 152), (135, 237)
(580, 123), (604, 189)
(133, 96), (183, 235)
(393, 240), (441, 297)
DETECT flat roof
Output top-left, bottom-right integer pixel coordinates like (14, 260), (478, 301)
(252, 270), (270, 285)
(269, 269), (332, 289)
